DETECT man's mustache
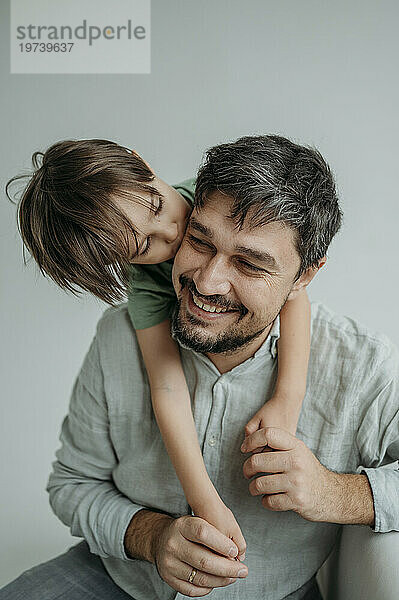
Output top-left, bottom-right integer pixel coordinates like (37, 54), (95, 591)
(178, 274), (248, 317)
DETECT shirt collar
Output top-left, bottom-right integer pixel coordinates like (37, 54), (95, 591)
(268, 314), (280, 358)
(246, 314), (280, 361)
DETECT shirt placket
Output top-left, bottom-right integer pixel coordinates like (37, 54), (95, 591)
(201, 376), (229, 481)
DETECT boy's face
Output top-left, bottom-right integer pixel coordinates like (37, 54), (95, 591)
(114, 175), (192, 264)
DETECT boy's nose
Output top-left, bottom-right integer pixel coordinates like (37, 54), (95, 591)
(162, 222), (178, 243)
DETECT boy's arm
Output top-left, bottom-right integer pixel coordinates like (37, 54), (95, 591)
(136, 320), (220, 511)
(274, 288), (311, 406)
(137, 321), (247, 561)
(244, 289), (311, 437)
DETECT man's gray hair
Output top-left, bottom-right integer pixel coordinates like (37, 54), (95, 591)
(194, 135), (343, 278)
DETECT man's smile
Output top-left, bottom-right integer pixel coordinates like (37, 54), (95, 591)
(186, 288), (240, 322)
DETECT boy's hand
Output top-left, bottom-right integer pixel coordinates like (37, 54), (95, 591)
(244, 396), (300, 448)
(191, 497), (247, 562)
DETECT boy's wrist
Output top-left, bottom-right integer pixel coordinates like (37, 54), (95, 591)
(269, 390), (305, 409)
(188, 486), (222, 515)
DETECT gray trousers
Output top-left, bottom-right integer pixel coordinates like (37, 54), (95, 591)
(0, 541), (133, 599)
(0, 540), (323, 599)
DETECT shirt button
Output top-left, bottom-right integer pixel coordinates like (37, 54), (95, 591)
(208, 436), (216, 447)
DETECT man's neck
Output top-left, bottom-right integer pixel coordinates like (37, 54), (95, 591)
(205, 324), (273, 374)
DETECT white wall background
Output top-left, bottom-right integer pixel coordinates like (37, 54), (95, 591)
(1, 0), (398, 586)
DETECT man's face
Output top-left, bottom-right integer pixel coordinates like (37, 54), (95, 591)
(171, 192), (310, 355)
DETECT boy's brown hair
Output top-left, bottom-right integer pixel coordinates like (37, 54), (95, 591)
(6, 139), (160, 304)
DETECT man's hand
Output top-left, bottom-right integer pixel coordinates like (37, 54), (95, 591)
(154, 514), (248, 597)
(241, 427), (375, 525)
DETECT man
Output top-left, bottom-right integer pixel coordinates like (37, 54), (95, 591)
(1, 135), (398, 600)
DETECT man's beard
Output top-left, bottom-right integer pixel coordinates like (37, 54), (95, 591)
(170, 275), (279, 355)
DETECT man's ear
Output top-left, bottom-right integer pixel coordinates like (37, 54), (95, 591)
(287, 256), (327, 301)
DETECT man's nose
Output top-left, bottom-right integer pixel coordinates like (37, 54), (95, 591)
(193, 255), (231, 297)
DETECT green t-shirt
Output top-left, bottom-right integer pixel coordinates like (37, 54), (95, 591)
(127, 178), (195, 329)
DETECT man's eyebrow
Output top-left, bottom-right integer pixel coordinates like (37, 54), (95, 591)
(235, 246), (280, 271)
(189, 217), (213, 238)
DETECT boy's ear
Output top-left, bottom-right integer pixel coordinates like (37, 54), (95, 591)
(287, 256), (326, 301)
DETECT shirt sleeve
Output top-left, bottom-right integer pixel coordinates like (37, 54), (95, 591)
(173, 177), (196, 205)
(45, 334), (145, 561)
(128, 263), (176, 330)
(355, 340), (399, 533)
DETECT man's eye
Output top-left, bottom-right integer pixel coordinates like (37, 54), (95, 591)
(238, 260), (265, 273)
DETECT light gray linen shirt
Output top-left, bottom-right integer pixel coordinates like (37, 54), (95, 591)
(46, 301), (399, 600)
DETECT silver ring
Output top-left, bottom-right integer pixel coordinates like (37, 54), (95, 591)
(188, 568), (197, 583)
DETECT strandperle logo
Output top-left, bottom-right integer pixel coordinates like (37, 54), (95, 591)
(16, 19), (147, 46)
(11, 0), (151, 74)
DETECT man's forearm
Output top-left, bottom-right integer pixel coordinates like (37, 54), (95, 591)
(324, 472), (375, 526)
(124, 509), (173, 563)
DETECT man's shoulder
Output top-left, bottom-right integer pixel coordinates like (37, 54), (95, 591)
(310, 301), (398, 375)
(311, 301), (393, 347)
(97, 301), (130, 327)
(95, 303), (138, 352)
